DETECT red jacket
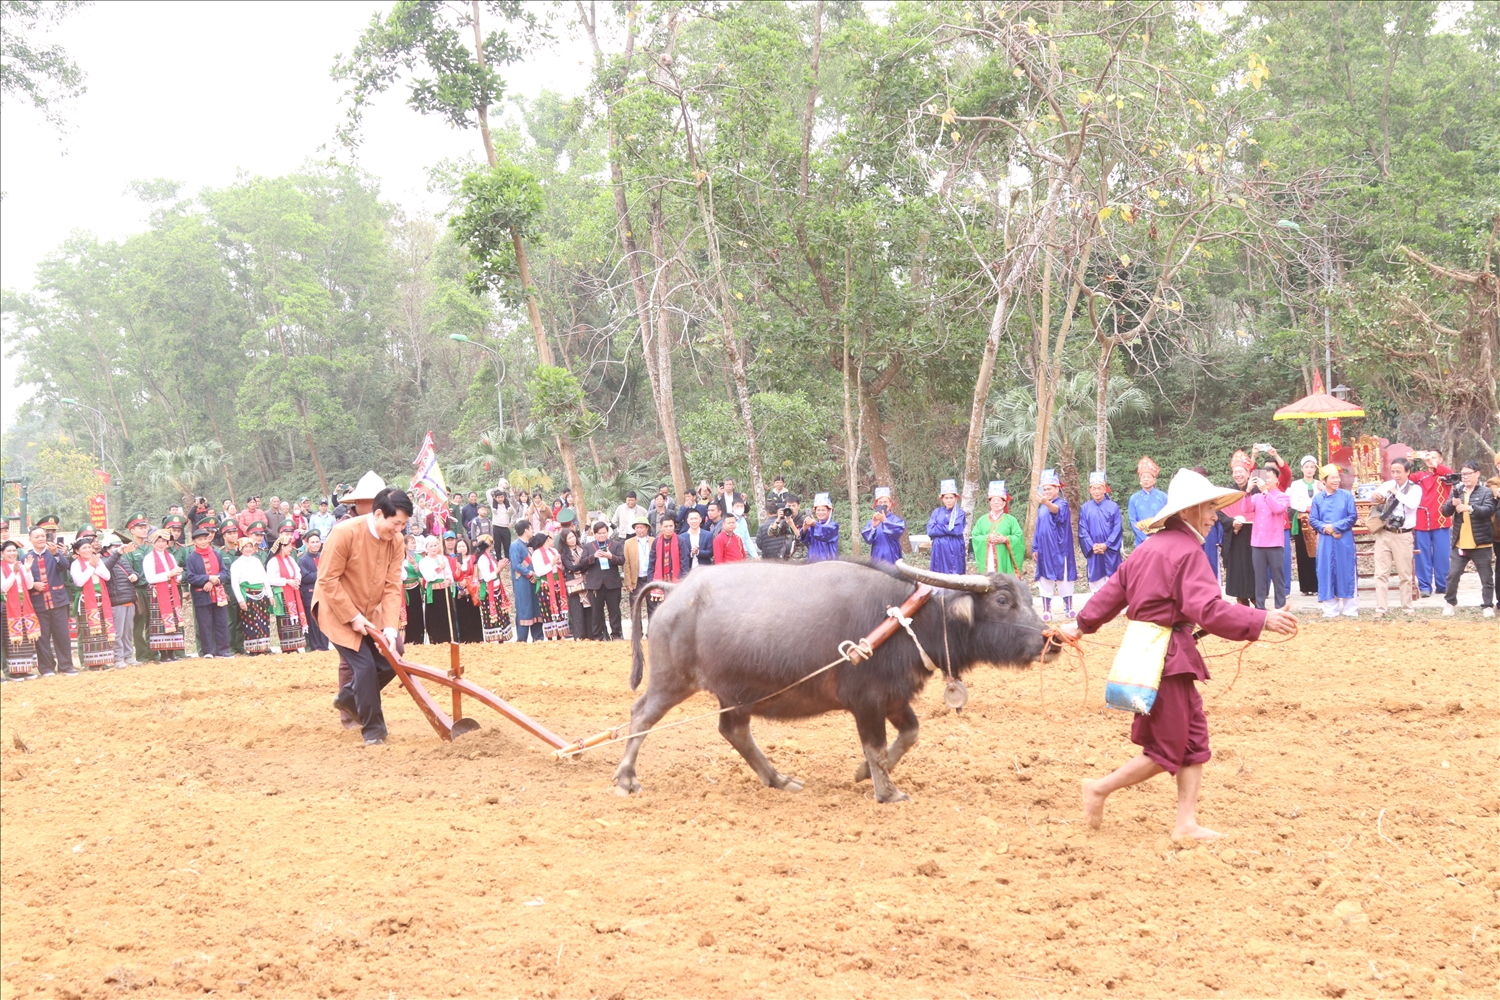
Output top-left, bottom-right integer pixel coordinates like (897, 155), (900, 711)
(1410, 466), (1453, 531)
(712, 530), (747, 564)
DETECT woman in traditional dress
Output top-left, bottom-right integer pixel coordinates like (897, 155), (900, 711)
(265, 534), (306, 653)
(474, 537), (512, 643)
(70, 538), (116, 670)
(142, 528), (186, 660)
(231, 536), (274, 654)
(419, 534), (455, 644)
(926, 479), (968, 574)
(509, 522), (543, 642)
(449, 537), (483, 643)
(402, 533), (425, 647)
(1216, 451), (1257, 606)
(1308, 463), (1359, 618)
(530, 531), (570, 640)
(1, 539), (40, 680)
(558, 527), (592, 641)
(971, 481), (1025, 576)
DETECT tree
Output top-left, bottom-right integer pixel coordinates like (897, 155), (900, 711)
(135, 443), (222, 511)
(1, 1), (87, 129)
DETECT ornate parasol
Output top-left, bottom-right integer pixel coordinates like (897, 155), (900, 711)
(1272, 392), (1366, 421)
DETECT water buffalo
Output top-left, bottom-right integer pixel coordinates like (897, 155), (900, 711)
(618, 559), (1049, 802)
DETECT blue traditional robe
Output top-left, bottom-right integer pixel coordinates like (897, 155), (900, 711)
(1077, 497), (1123, 582)
(508, 537), (540, 624)
(1201, 518), (1223, 580)
(926, 505), (967, 574)
(803, 518), (840, 562)
(1308, 489), (1358, 600)
(861, 513), (907, 564)
(1127, 488), (1168, 546)
(1033, 497), (1077, 581)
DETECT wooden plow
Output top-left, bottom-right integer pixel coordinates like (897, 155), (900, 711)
(366, 631), (568, 751)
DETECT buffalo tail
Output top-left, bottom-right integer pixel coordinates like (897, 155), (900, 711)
(628, 581), (674, 690)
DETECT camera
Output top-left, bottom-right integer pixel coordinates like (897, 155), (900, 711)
(780, 506), (794, 517)
(1439, 472), (1464, 487)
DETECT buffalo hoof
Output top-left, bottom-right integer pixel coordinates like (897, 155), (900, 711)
(773, 776), (804, 793)
(614, 777), (640, 796)
(853, 761), (871, 783)
(876, 789), (911, 804)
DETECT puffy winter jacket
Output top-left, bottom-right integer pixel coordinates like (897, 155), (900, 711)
(1441, 482), (1496, 548)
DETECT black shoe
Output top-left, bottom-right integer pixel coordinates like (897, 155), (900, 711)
(60, 668), (80, 676)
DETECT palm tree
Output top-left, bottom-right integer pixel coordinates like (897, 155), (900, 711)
(984, 371), (1148, 545)
(452, 425), (548, 484)
(136, 444), (223, 509)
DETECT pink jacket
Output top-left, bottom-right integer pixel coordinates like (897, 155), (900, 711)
(1247, 488), (1290, 547)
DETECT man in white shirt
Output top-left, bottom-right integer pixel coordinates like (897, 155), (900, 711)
(1369, 457), (1423, 616)
(613, 491), (643, 538)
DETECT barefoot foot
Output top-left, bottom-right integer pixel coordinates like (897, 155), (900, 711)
(1171, 822), (1224, 841)
(1082, 779), (1106, 829)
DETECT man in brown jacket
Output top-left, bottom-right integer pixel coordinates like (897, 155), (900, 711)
(313, 487), (413, 745)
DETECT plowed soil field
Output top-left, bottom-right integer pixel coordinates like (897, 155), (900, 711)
(2, 620), (1496, 999)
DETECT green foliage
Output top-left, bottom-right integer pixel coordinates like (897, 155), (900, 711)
(526, 365), (597, 440)
(0, 1), (88, 128)
(26, 443), (100, 526)
(449, 163), (545, 299)
(679, 392), (841, 497)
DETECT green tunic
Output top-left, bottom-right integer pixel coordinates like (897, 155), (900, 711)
(971, 512), (1026, 574)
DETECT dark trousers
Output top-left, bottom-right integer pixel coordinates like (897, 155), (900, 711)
(1445, 546), (1495, 608)
(588, 587), (622, 639)
(35, 603), (73, 674)
(226, 598), (245, 654)
(193, 603), (231, 657)
(133, 593), (152, 660)
(566, 591), (589, 640)
(334, 636), (397, 741)
(1252, 545), (1287, 610)
(301, 588), (328, 651)
(1292, 525), (1318, 594)
(494, 526), (512, 555)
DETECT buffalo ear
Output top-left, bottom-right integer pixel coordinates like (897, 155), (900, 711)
(947, 594), (975, 624)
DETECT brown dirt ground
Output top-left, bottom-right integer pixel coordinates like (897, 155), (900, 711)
(1, 621), (1496, 1000)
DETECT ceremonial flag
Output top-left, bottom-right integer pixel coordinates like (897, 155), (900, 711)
(410, 432), (450, 511)
(1312, 372), (1342, 453)
(89, 469), (110, 530)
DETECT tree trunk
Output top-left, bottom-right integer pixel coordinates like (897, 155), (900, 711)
(859, 385), (898, 512)
(470, 0), (499, 170)
(649, 197), (690, 496)
(841, 247), (859, 555)
(1094, 336), (1114, 473)
(1024, 240), (1092, 542)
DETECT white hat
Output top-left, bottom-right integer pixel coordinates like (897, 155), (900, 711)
(987, 480), (1008, 498)
(1040, 469), (1060, 487)
(1299, 455), (1318, 470)
(813, 492), (832, 508)
(1089, 471), (1108, 486)
(1142, 468), (1244, 533)
(939, 479), (958, 496)
(342, 471), (387, 502)
(873, 486), (892, 500)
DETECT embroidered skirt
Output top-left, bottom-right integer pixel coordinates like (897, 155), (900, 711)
(242, 599), (272, 654)
(479, 584), (513, 643)
(76, 598), (117, 669)
(276, 612), (306, 653)
(3, 604), (38, 677)
(148, 589), (186, 652)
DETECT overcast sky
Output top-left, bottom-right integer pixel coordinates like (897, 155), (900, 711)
(0, 0), (591, 429)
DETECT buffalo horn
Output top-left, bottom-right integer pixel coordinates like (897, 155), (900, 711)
(891, 562), (995, 593)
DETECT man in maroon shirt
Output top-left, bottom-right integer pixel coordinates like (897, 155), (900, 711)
(1061, 469), (1297, 840)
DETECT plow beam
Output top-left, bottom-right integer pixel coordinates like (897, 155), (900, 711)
(367, 632), (569, 751)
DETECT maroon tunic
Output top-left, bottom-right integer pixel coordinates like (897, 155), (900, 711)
(1077, 519), (1267, 772)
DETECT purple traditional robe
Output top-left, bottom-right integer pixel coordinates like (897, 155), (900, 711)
(1077, 497), (1123, 582)
(1076, 519), (1266, 773)
(925, 505), (967, 574)
(802, 518), (840, 562)
(1032, 496), (1076, 581)
(861, 513), (907, 564)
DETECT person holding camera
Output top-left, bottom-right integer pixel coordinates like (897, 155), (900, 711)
(801, 492), (840, 562)
(758, 499), (798, 561)
(862, 487), (907, 565)
(1245, 466), (1291, 611)
(1368, 457), (1422, 617)
(1440, 461), (1496, 616)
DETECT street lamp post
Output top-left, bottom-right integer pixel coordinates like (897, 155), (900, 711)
(450, 334), (506, 433)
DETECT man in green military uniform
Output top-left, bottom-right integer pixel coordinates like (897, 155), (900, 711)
(971, 480), (1026, 576)
(218, 519), (247, 654)
(122, 513), (154, 661)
